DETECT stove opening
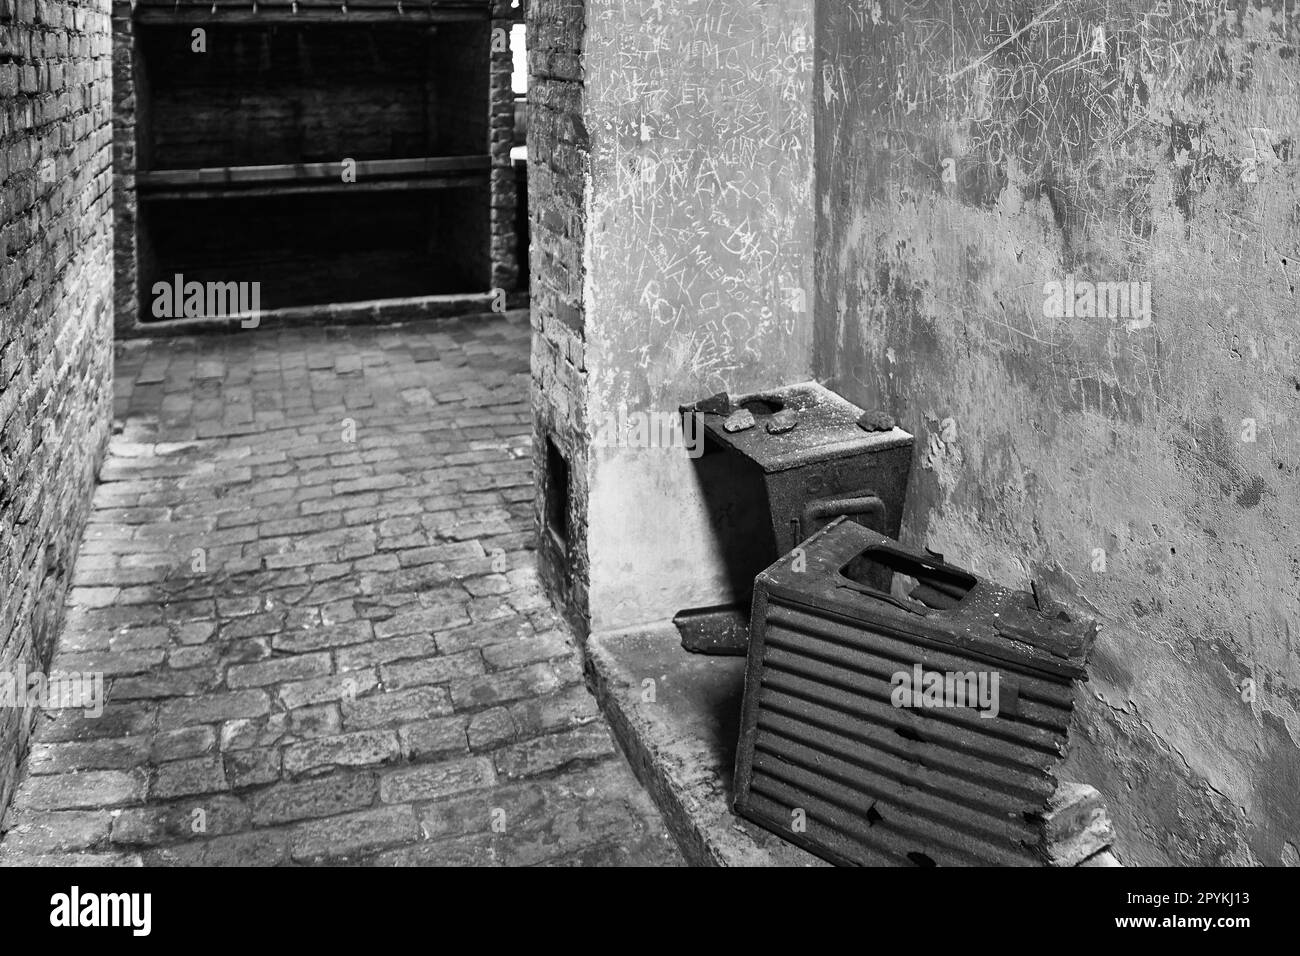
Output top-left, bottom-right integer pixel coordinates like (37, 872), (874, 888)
(841, 547), (977, 609)
(740, 397), (784, 417)
(546, 438), (571, 549)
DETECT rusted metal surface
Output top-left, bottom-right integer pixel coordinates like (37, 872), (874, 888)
(733, 517), (1097, 866)
(677, 382), (914, 654)
(671, 605), (751, 657)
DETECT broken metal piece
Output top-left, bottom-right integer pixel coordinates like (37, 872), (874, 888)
(673, 605), (749, 655)
(722, 408), (756, 433)
(765, 409), (798, 434)
(695, 391), (730, 416)
(858, 408), (896, 432)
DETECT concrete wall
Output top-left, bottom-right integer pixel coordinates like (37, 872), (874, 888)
(0, 0), (114, 817)
(816, 0), (1300, 866)
(579, 0), (816, 632)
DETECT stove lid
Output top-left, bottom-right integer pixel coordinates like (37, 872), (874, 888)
(682, 381), (912, 473)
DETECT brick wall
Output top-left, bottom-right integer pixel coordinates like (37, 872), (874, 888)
(0, 0), (114, 817)
(109, 0), (136, 331)
(527, 0), (588, 633)
(488, 0), (520, 293)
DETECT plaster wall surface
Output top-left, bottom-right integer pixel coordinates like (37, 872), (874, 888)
(816, 0), (1300, 866)
(581, 0), (817, 632)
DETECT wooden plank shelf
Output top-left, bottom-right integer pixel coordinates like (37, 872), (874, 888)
(125, 1), (490, 24)
(136, 156), (490, 197)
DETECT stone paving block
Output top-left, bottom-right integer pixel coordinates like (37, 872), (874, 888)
(342, 686), (453, 730)
(380, 651), (486, 691)
(158, 690), (272, 726)
(144, 831), (290, 867)
(250, 772), (377, 826)
(271, 619), (374, 653)
(15, 770), (148, 811)
(482, 630), (573, 670)
(369, 833), (503, 866)
(493, 724), (618, 781)
(289, 805), (420, 861)
(283, 731), (401, 776)
(150, 726), (217, 763)
(379, 757), (497, 804)
(226, 652), (333, 689)
(336, 634), (439, 672)
(450, 663), (568, 711)
(150, 756), (230, 800)
(224, 748), (283, 789)
(397, 716), (471, 761)
(0, 851), (146, 868)
(111, 796), (252, 846)
(1, 810), (113, 853)
(467, 707), (519, 752)
(27, 737), (152, 775)
(278, 670), (380, 711)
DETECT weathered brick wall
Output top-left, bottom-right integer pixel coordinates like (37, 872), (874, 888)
(527, 0), (589, 634)
(488, 0), (520, 294)
(0, 0), (114, 817)
(109, 0), (136, 333)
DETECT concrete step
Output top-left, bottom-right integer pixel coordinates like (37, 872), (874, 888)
(585, 623), (826, 867)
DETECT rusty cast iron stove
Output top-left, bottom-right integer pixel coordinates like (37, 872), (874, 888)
(675, 382), (913, 654)
(733, 516), (1098, 866)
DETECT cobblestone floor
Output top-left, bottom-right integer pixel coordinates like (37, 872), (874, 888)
(0, 315), (682, 866)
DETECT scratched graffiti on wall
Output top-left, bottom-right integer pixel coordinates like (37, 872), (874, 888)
(585, 0), (816, 413)
(816, 0), (1300, 865)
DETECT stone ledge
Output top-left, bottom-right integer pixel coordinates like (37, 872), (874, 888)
(586, 623), (1123, 868)
(585, 623), (826, 867)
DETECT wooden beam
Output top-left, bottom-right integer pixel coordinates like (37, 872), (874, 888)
(129, 6), (488, 24)
(137, 156), (490, 192)
(138, 174), (487, 200)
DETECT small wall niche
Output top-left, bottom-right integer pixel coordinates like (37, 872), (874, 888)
(545, 437), (571, 550)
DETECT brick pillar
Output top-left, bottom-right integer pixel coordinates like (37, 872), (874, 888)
(110, 0), (137, 334)
(489, 0), (521, 294)
(527, 0), (590, 634)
